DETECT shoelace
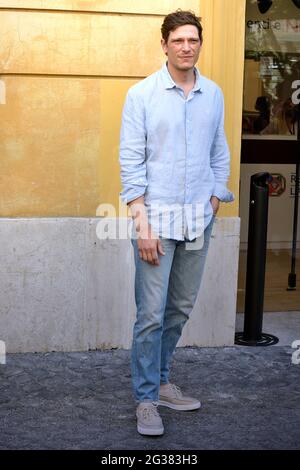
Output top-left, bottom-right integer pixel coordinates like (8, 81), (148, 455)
(141, 403), (159, 420)
(168, 383), (183, 398)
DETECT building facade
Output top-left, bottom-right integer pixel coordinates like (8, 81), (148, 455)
(0, 0), (245, 352)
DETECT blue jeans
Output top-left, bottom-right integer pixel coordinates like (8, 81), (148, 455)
(131, 216), (215, 403)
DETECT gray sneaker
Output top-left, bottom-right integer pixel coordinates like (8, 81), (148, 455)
(159, 383), (201, 411)
(136, 402), (164, 436)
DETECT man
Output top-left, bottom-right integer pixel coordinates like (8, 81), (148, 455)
(119, 10), (234, 436)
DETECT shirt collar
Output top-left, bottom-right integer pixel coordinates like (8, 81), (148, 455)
(161, 62), (203, 93)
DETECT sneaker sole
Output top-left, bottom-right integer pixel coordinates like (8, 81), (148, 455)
(158, 400), (201, 411)
(137, 425), (164, 436)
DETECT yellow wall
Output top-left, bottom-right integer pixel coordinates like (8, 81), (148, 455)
(0, 0), (245, 217)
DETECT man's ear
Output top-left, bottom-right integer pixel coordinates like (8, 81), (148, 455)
(161, 38), (168, 56)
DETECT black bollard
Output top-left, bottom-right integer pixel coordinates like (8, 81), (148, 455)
(235, 172), (279, 346)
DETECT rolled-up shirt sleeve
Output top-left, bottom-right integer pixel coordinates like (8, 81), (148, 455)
(210, 88), (234, 203)
(119, 89), (147, 204)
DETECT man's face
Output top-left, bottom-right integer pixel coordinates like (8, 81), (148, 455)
(161, 24), (201, 72)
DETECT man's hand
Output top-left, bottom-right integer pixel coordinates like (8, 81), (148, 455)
(128, 195), (165, 266)
(210, 196), (220, 216)
(138, 225), (165, 266)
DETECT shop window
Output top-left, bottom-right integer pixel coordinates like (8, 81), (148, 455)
(243, 0), (300, 140)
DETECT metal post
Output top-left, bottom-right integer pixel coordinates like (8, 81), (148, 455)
(235, 172), (279, 346)
(287, 106), (300, 290)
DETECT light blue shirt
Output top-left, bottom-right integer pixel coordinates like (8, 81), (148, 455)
(119, 63), (234, 240)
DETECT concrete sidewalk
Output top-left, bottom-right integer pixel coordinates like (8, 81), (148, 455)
(0, 340), (300, 450)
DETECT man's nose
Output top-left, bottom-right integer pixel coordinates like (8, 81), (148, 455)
(182, 40), (191, 51)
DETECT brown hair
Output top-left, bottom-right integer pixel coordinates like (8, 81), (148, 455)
(161, 9), (203, 44)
